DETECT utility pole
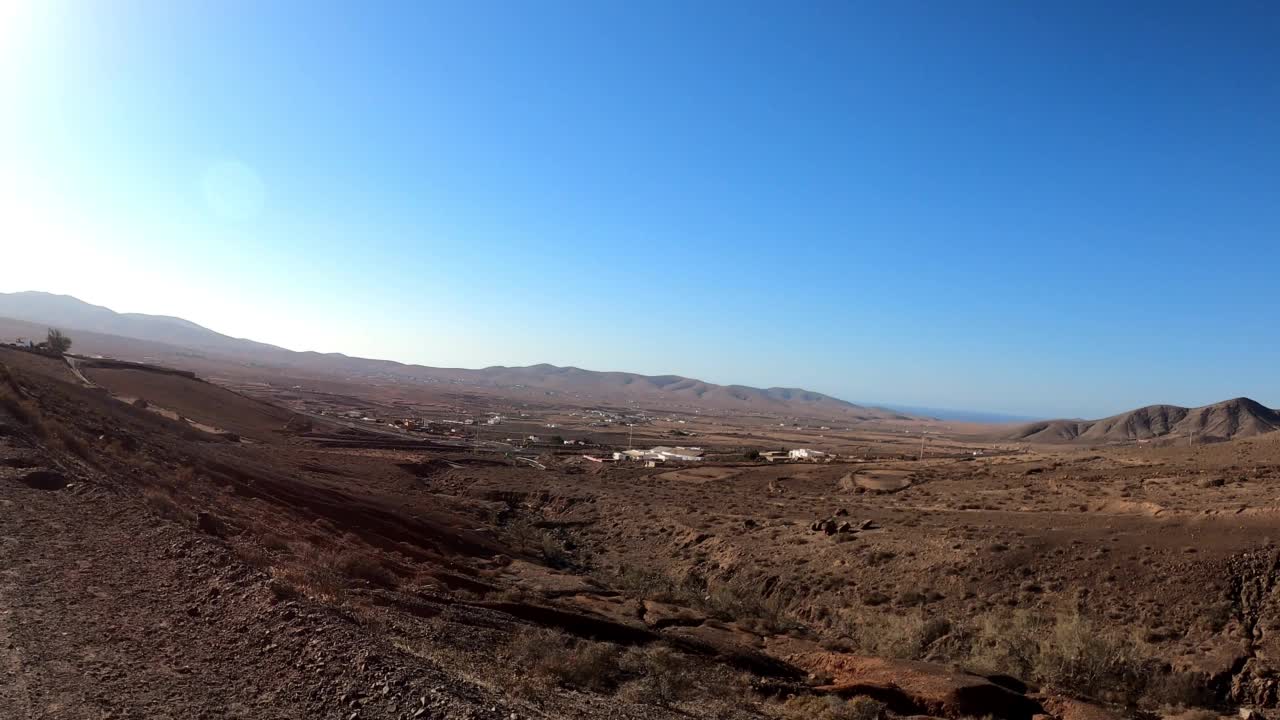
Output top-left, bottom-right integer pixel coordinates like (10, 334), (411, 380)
(918, 432), (927, 461)
(628, 423), (634, 451)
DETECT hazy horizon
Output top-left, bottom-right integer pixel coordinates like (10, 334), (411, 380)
(0, 288), (1229, 423)
(4, 2), (1278, 419)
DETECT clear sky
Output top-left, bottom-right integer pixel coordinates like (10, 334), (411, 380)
(2, 1), (1278, 419)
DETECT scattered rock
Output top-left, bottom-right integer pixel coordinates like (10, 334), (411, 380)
(810, 515), (871, 535)
(792, 653), (1045, 720)
(1038, 695), (1123, 720)
(641, 600), (706, 629)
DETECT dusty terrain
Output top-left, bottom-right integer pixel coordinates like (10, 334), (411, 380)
(5, 343), (1280, 719)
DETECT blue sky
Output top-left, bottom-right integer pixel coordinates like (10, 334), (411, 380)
(2, 1), (1278, 418)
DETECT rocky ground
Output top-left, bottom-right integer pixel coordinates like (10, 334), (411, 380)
(4, 345), (1280, 719)
(0, 400), (531, 719)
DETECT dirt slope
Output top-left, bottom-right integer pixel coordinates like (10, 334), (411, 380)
(81, 364), (298, 442)
(0, 349), (779, 719)
(0, 362), (522, 719)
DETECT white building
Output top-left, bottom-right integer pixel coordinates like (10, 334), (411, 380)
(652, 446), (704, 462)
(612, 446), (704, 463)
(789, 448), (827, 460)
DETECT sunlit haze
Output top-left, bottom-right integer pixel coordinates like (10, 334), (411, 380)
(4, 2), (1279, 418)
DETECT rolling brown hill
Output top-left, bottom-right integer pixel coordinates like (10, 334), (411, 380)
(1007, 397), (1280, 444)
(0, 292), (900, 419)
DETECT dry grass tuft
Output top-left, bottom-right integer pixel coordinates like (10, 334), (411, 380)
(504, 628), (623, 694)
(332, 550), (399, 588)
(835, 608), (1212, 708)
(268, 561), (346, 604)
(779, 694), (885, 720)
(142, 486), (194, 523)
(603, 566), (799, 634)
(617, 645), (695, 705)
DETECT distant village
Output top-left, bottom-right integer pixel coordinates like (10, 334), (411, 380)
(315, 407), (833, 466)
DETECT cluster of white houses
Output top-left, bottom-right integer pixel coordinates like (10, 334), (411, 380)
(610, 446), (829, 464)
(612, 446), (705, 463)
(762, 448), (828, 462)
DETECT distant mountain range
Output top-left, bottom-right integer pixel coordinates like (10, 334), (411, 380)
(0, 291), (285, 356)
(1006, 397), (1280, 444)
(0, 291), (906, 420)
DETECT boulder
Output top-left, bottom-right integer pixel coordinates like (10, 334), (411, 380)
(1037, 695), (1123, 720)
(640, 600), (706, 629)
(196, 511), (226, 537)
(17, 469), (68, 491)
(790, 653), (1044, 720)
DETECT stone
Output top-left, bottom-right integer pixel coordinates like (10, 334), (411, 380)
(790, 653), (1045, 720)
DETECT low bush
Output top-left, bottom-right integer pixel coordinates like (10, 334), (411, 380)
(966, 610), (1146, 703)
(505, 629), (622, 694)
(841, 610), (954, 660)
(142, 486), (193, 523)
(0, 387), (49, 439)
(603, 566), (799, 634)
(541, 533), (572, 569)
(618, 645), (695, 705)
(837, 608), (1213, 708)
(269, 562), (345, 604)
(332, 551), (398, 588)
(779, 694), (884, 720)
(235, 542), (272, 570)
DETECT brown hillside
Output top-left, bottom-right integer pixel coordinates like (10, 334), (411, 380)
(0, 295), (901, 420)
(1007, 397), (1280, 444)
